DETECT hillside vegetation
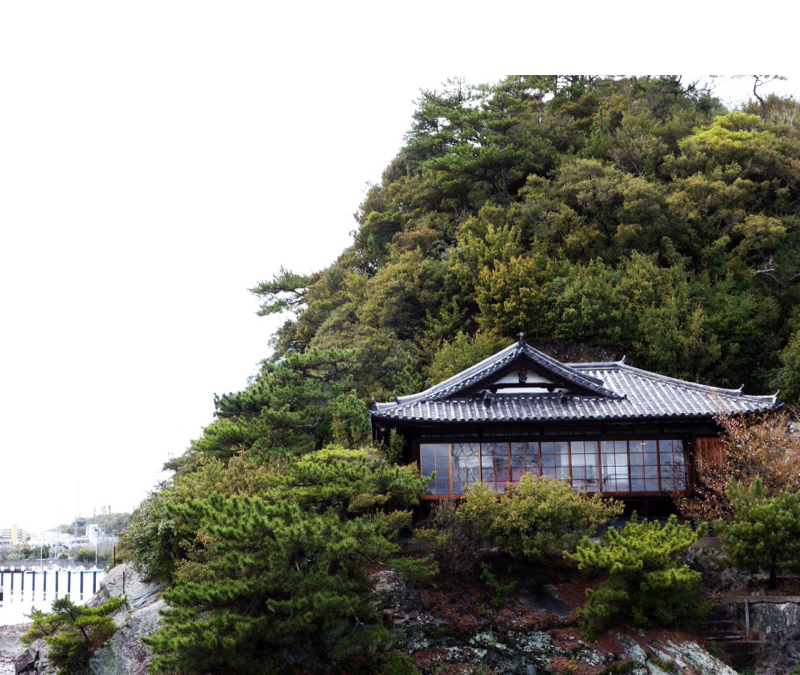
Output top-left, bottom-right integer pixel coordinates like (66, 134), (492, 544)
(114, 76), (800, 674)
(256, 75), (800, 401)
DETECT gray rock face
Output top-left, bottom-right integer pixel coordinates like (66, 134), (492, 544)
(87, 598), (164, 675)
(371, 571), (737, 675)
(747, 600), (800, 674)
(86, 564), (163, 675)
(12, 639), (49, 675)
(751, 601), (800, 638)
(88, 564), (163, 614)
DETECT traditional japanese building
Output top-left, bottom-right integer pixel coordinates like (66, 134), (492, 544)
(371, 335), (779, 511)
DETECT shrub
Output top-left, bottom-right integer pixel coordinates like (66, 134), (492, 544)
(481, 562), (516, 608)
(23, 596), (127, 673)
(567, 514), (707, 639)
(74, 547), (96, 564)
(458, 475), (623, 562)
(414, 499), (482, 575)
(716, 478), (800, 588)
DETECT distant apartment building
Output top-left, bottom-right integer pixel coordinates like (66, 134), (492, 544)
(0, 526), (30, 544)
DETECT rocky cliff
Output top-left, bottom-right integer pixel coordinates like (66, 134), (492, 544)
(15, 564), (800, 674)
(13, 564), (163, 675)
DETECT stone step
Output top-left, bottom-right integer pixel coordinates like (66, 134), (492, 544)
(716, 640), (765, 671)
(700, 618), (737, 630)
(706, 605), (737, 621)
(703, 632), (747, 642)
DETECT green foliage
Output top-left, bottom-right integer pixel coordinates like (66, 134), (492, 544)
(177, 347), (369, 464)
(250, 266), (313, 316)
(120, 454), (278, 582)
(458, 475), (623, 562)
(414, 499), (482, 576)
(74, 547), (97, 564)
(567, 515), (707, 639)
(23, 596), (127, 674)
(386, 554), (439, 582)
(124, 75), (800, 672)
(716, 478), (800, 588)
(362, 651), (420, 675)
(144, 449), (427, 673)
(776, 330), (800, 401)
(379, 428), (405, 465)
(261, 76), (800, 399)
(427, 330), (508, 384)
(480, 563), (516, 608)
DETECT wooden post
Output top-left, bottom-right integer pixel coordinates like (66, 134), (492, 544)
(745, 599), (750, 638)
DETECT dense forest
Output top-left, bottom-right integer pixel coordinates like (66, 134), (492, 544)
(256, 76), (800, 399)
(48, 76), (800, 673)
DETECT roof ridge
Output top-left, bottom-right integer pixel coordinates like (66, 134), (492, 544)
(573, 362), (775, 400)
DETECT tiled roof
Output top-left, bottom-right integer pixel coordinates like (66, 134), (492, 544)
(384, 339), (620, 406)
(371, 341), (778, 423)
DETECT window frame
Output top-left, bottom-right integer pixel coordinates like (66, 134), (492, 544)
(418, 436), (690, 499)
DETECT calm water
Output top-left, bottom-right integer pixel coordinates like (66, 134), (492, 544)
(0, 568), (105, 626)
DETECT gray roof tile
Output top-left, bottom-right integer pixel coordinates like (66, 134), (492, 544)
(372, 344), (778, 424)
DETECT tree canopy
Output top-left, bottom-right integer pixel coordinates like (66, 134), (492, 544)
(265, 75), (800, 399)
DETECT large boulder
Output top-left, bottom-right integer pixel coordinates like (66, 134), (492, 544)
(12, 639), (49, 675)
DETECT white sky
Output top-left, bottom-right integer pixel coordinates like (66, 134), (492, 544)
(0, 2), (796, 531)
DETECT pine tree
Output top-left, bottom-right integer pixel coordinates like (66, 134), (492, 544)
(145, 449), (428, 673)
(716, 478), (800, 588)
(23, 597), (127, 674)
(566, 514), (707, 639)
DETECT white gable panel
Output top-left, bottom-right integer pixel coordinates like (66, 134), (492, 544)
(491, 367), (555, 386)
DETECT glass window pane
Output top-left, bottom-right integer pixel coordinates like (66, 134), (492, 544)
(511, 443), (526, 467)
